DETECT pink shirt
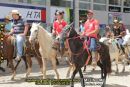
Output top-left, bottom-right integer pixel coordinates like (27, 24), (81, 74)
(53, 20), (67, 35)
(83, 19), (99, 38)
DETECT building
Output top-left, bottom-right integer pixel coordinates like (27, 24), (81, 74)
(1, 0), (130, 29)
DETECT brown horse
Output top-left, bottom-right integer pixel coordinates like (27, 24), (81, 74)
(0, 24), (43, 80)
(60, 25), (111, 87)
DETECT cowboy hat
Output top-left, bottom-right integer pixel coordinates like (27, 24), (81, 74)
(11, 9), (20, 15)
(87, 10), (94, 14)
(4, 16), (10, 20)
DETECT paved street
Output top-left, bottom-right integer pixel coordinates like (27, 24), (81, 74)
(0, 57), (130, 87)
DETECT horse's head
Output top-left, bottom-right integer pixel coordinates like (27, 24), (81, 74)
(29, 23), (40, 43)
(60, 23), (78, 41)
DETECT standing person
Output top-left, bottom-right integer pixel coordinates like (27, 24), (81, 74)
(79, 20), (84, 33)
(52, 10), (67, 54)
(82, 10), (99, 66)
(8, 9), (29, 61)
(4, 16), (13, 32)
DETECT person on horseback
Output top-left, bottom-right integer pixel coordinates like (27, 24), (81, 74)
(8, 10), (29, 61)
(4, 16), (13, 32)
(82, 10), (99, 66)
(52, 10), (67, 54)
(112, 19), (126, 54)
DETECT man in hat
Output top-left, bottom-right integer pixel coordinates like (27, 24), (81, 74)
(4, 16), (13, 32)
(8, 9), (29, 61)
(82, 10), (99, 67)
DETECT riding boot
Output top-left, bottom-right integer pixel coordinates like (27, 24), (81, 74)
(60, 47), (64, 57)
(91, 51), (98, 67)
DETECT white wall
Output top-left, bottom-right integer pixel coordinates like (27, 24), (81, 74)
(94, 10), (108, 24)
(122, 13), (130, 25)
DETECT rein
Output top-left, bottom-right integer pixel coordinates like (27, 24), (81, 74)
(66, 36), (91, 65)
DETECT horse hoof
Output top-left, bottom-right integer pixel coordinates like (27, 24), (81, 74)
(66, 74), (70, 78)
(115, 71), (119, 74)
(122, 69), (125, 73)
(11, 77), (14, 80)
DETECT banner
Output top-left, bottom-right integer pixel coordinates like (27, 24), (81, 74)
(108, 13), (122, 24)
(0, 3), (46, 22)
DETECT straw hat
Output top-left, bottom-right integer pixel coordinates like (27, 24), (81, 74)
(4, 16), (10, 20)
(113, 19), (118, 23)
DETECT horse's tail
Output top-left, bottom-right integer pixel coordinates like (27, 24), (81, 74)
(106, 53), (112, 74)
(99, 42), (112, 75)
(105, 46), (112, 75)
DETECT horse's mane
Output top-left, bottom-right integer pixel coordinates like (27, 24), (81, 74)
(38, 25), (52, 37)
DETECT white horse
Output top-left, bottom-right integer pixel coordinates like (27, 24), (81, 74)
(122, 29), (130, 46)
(99, 36), (129, 73)
(29, 23), (59, 79)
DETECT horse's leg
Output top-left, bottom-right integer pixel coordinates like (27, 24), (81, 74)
(83, 65), (86, 72)
(51, 56), (59, 79)
(102, 62), (107, 87)
(6, 59), (9, 68)
(25, 55), (32, 78)
(70, 67), (78, 87)
(56, 57), (59, 65)
(79, 68), (85, 87)
(22, 56), (28, 70)
(115, 52), (119, 74)
(97, 61), (104, 78)
(11, 59), (21, 80)
(66, 64), (73, 78)
(42, 58), (47, 79)
(35, 56), (43, 74)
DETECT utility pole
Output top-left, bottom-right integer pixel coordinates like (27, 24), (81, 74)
(46, 0), (51, 32)
(73, 0), (79, 32)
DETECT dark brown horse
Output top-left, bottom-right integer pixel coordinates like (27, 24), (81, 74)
(0, 24), (43, 80)
(60, 25), (111, 87)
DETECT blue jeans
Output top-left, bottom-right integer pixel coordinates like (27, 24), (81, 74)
(15, 34), (25, 57)
(88, 37), (97, 52)
(117, 38), (123, 45)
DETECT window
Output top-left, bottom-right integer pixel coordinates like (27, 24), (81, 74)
(109, 0), (121, 5)
(93, 4), (106, 11)
(79, 3), (90, 9)
(31, 0), (46, 5)
(94, 0), (106, 4)
(60, 1), (71, 7)
(124, 0), (130, 6)
(81, 0), (90, 1)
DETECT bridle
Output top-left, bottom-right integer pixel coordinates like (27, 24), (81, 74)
(30, 25), (41, 58)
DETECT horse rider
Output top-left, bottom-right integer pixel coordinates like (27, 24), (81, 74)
(112, 19), (126, 54)
(4, 16), (13, 33)
(52, 10), (67, 54)
(82, 10), (99, 66)
(8, 9), (29, 61)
